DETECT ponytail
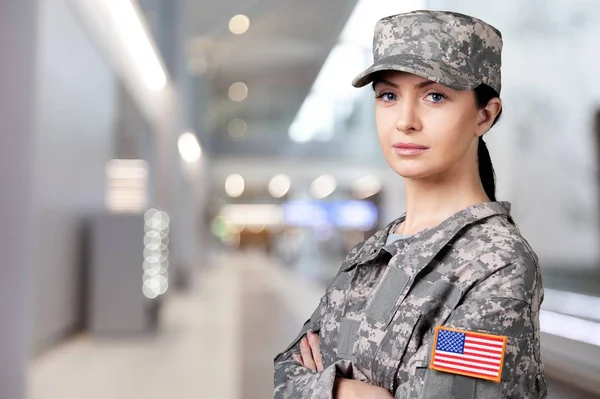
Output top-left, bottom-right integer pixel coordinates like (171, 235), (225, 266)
(477, 137), (496, 202)
(474, 84), (502, 202)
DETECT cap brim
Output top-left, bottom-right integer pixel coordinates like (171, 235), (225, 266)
(351, 53), (479, 91)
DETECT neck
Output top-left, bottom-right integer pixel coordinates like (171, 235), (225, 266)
(396, 166), (490, 236)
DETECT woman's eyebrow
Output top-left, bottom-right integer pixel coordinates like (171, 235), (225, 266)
(415, 80), (437, 89)
(375, 79), (437, 89)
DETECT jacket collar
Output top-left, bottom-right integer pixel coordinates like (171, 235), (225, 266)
(343, 201), (512, 270)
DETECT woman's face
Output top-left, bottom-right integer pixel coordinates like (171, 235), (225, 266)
(373, 71), (491, 180)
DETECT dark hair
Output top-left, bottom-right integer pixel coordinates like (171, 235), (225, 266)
(473, 84), (502, 202)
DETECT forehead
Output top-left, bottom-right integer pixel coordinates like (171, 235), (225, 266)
(373, 71), (447, 88)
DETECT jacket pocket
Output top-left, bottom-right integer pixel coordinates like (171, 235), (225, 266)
(365, 267), (410, 327)
(336, 318), (360, 360)
(371, 307), (422, 392)
(414, 365), (502, 399)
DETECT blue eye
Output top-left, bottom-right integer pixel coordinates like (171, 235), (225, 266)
(427, 92), (447, 103)
(376, 92), (397, 101)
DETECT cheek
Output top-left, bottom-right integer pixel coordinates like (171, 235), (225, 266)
(428, 114), (477, 161)
(375, 107), (395, 142)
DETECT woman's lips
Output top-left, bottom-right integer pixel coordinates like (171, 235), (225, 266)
(393, 142), (429, 156)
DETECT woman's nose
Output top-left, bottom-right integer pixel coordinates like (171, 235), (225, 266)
(395, 100), (421, 133)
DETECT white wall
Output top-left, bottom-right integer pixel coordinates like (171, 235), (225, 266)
(70, 0), (178, 214)
(423, 1), (600, 269)
(0, 2), (39, 397)
(31, 0), (116, 351)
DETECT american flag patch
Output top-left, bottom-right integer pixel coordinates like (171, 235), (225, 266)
(429, 326), (507, 382)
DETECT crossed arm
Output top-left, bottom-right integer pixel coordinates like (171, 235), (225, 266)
(293, 330), (393, 399)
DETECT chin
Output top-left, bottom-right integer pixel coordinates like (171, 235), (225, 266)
(388, 161), (431, 179)
(394, 170), (428, 179)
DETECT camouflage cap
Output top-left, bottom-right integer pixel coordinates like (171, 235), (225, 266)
(352, 10), (503, 94)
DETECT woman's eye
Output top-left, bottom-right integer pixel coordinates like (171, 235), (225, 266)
(427, 92), (447, 103)
(376, 92), (397, 101)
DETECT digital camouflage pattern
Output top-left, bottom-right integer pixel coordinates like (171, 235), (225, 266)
(274, 201), (547, 398)
(352, 10), (503, 94)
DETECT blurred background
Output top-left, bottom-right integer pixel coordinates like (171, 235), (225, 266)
(1, 0), (600, 398)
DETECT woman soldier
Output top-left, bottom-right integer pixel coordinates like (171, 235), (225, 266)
(274, 10), (547, 399)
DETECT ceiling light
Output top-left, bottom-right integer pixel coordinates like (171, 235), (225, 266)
(310, 175), (337, 199)
(105, 159), (149, 212)
(228, 118), (248, 138)
(220, 204), (284, 226)
(177, 132), (202, 163)
(352, 175), (382, 199)
(228, 82), (248, 102)
(225, 174), (245, 198)
(268, 175), (291, 198)
(104, 0), (167, 91)
(229, 14), (250, 35)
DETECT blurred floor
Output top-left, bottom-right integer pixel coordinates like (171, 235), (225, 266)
(29, 252), (599, 398)
(29, 253), (243, 399)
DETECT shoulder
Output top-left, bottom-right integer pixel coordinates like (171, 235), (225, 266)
(452, 214), (541, 302)
(463, 213), (538, 258)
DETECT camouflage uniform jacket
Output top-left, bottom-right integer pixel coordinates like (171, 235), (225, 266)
(274, 201), (547, 398)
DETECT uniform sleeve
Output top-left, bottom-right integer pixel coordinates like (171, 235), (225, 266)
(274, 242), (366, 399)
(273, 291), (346, 399)
(402, 262), (548, 399)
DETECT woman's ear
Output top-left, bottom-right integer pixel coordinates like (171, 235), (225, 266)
(476, 98), (502, 137)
